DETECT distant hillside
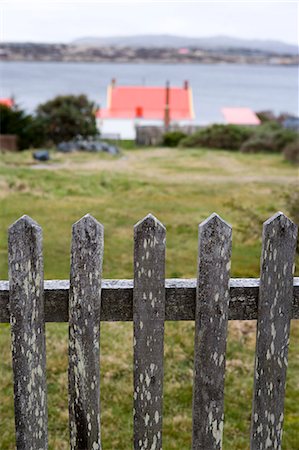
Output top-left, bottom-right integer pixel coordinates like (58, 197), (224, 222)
(2, 38), (298, 65)
(72, 34), (298, 55)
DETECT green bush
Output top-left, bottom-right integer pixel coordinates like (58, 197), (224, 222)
(178, 121), (297, 154)
(36, 94), (98, 144)
(162, 131), (187, 147)
(180, 124), (253, 150)
(283, 140), (299, 164)
(240, 124), (297, 153)
(240, 136), (270, 153)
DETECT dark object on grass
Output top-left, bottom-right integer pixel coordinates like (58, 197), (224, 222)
(98, 141), (119, 155)
(57, 141), (74, 153)
(33, 150), (50, 161)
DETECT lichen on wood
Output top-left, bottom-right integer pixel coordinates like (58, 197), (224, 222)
(68, 214), (104, 450)
(9, 215), (48, 449)
(133, 214), (166, 450)
(192, 213), (232, 450)
(250, 212), (298, 450)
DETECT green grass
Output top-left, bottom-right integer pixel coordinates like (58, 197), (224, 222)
(0, 147), (298, 449)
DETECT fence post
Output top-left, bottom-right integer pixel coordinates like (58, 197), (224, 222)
(68, 214), (104, 450)
(133, 214), (166, 450)
(192, 213), (232, 450)
(250, 212), (297, 450)
(8, 215), (48, 449)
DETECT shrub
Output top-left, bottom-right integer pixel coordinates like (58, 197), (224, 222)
(180, 124), (253, 150)
(162, 131), (187, 147)
(36, 94), (98, 144)
(0, 104), (46, 150)
(240, 124), (297, 153)
(240, 136), (271, 153)
(283, 140), (299, 164)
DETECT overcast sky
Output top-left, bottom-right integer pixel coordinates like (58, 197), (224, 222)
(0, 1), (298, 45)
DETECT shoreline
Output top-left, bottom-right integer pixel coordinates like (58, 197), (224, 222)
(0, 59), (298, 67)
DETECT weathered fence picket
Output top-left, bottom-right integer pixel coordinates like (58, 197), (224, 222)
(133, 214), (166, 450)
(0, 211), (298, 449)
(192, 213), (232, 450)
(69, 215), (104, 450)
(250, 212), (297, 450)
(8, 216), (48, 449)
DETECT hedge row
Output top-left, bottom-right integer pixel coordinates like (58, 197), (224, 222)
(162, 123), (298, 163)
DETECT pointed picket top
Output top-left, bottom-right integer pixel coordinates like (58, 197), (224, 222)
(199, 212), (231, 232)
(134, 213), (166, 232)
(261, 211), (297, 274)
(263, 211), (297, 235)
(8, 215), (43, 280)
(72, 213), (104, 234)
(9, 214), (41, 234)
(198, 213), (232, 264)
(71, 213), (104, 274)
(8, 214), (43, 273)
(264, 210), (284, 223)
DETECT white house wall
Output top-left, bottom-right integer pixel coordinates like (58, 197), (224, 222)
(97, 118), (195, 139)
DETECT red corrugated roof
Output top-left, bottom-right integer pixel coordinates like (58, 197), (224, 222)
(0, 98), (13, 108)
(222, 107), (261, 125)
(97, 85), (194, 120)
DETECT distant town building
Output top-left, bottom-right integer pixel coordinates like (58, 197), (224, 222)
(221, 107), (261, 125)
(96, 80), (195, 139)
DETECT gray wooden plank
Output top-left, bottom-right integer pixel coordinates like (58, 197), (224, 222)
(68, 214), (104, 450)
(250, 212), (297, 450)
(192, 213), (232, 450)
(133, 214), (166, 450)
(1, 278), (299, 323)
(8, 215), (48, 449)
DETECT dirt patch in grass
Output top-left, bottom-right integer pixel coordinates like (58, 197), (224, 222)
(0, 179), (10, 198)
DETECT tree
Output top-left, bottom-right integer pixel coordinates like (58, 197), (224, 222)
(36, 94), (98, 144)
(0, 104), (46, 150)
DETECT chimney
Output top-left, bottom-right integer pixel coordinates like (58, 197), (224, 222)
(111, 78), (116, 88)
(164, 81), (170, 130)
(184, 80), (189, 90)
(135, 106), (143, 118)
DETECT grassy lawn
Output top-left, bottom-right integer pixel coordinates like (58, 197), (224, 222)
(0, 147), (298, 449)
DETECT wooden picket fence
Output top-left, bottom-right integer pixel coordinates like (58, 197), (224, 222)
(0, 211), (298, 450)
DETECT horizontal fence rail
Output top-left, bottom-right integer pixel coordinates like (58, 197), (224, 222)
(1, 278), (299, 323)
(0, 211), (298, 450)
